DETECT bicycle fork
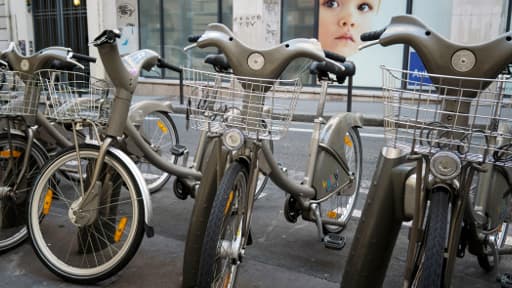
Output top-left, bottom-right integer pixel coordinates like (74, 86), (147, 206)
(69, 133), (114, 227)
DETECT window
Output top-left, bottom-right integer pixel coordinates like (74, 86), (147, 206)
(139, 0), (233, 78)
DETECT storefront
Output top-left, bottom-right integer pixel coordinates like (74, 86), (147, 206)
(137, 0), (510, 88)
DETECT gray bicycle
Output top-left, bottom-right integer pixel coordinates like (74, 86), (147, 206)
(26, 30), (201, 284)
(343, 15), (512, 288)
(180, 23), (362, 288)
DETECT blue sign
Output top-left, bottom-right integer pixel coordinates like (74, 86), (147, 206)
(408, 50), (432, 86)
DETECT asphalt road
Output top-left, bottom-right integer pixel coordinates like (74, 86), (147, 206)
(0, 115), (510, 288)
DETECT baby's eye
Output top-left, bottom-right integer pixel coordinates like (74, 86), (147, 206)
(358, 3), (373, 12)
(323, 0), (340, 8)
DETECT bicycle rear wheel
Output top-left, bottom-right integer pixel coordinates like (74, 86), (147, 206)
(137, 111), (178, 193)
(0, 132), (48, 251)
(28, 144), (145, 284)
(321, 127), (362, 234)
(197, 161), (249, 288)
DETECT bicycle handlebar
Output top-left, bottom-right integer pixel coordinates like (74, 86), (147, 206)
(0, 42), (87, 73)
(359, 15), (512, 82)
(191, 23), (325, 80)
(360, 28), (387, 42)
(71, 52), (96, 63)
(157, 58), (182, 73)
(204, 54), (231, 73)
(324, 50), (346, 63)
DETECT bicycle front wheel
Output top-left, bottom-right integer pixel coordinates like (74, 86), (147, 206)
(0, 132), (48, 251)
(321, 127), (362, 234)
(416, 188), (449, 288)
(137, 111), (178, 193)
(197, 161), (249, 288)
(28, 144), (145, 284)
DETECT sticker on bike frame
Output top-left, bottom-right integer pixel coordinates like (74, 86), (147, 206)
(157, 120), (168, 133)
(0, 150), (21, 158)
(224, 191), (234, 215)
(43, 189), (53, 215)
(327, 210), (338, 219)
(114, 216), (128, 243)
(344, 135), (353, 147)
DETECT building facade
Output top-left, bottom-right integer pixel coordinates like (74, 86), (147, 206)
(3, 0), (512, 89)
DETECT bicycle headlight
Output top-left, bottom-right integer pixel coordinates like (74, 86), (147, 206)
(430, 151), (461, 180)
(223, 128), (244, 151)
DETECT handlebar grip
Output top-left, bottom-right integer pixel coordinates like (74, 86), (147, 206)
(341, 61), (356, 77)
(324, 50), (346, 63)
(204, 54), (231, 72)
(72, 53), (97, 63)
(157, 58), (182, 73)
(188, 35), (202, 43)
(360, 27), (387, 42)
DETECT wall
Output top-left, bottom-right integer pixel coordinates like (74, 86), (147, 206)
(451, 0), (508, 43)
(116, 0), (139, 55)
(233, 0), (280, 48)
(5, 0), (34, 54)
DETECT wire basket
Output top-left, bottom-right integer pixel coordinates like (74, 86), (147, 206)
(36, 69), (113, 124)
(0, 70), (40, 117)
(183, 67), (301, 140)
(382, 66), (512, 166)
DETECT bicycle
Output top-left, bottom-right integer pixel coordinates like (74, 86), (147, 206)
(26, 30), (201, 284)
(0, 42), (180, 252)
(180, 23), (362, 287)
(342, 15), (512, 288)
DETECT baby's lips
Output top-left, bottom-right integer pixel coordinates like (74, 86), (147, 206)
(335, 33), (355, 42)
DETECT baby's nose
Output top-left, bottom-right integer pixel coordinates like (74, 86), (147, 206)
(339, 18), (355, 28)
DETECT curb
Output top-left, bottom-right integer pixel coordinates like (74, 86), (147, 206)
(171, 106), (384, 127)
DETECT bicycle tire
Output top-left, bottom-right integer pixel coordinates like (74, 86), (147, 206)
(418, 189), (449, 288)
(182, 140), (222, 288)
(197, 161), (249, 288)
(28, 144), (145, 284)
(0, 132), (48, 252)
(137, 111), (179, 193)
(321, 127), (363, 234)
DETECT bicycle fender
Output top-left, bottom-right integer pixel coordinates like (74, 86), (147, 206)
(312, 112), (363, 200)
(128, 100), (174, 126)
(108, 146), (153, 235)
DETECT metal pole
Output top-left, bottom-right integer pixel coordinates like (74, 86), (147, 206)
(179, 71), (184, 104)
(347, 76), (353, 112)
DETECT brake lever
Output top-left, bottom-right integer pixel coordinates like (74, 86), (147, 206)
(358, 40), (380, 51)
(184, 43), (197, 52)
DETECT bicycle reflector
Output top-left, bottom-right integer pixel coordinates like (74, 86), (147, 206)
(430, 151), (461, 180)
(223, 128), (244, 151)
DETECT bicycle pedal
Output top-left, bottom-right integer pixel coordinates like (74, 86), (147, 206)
(171, 144), (188, 157)
(324, 233), (346, 250)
